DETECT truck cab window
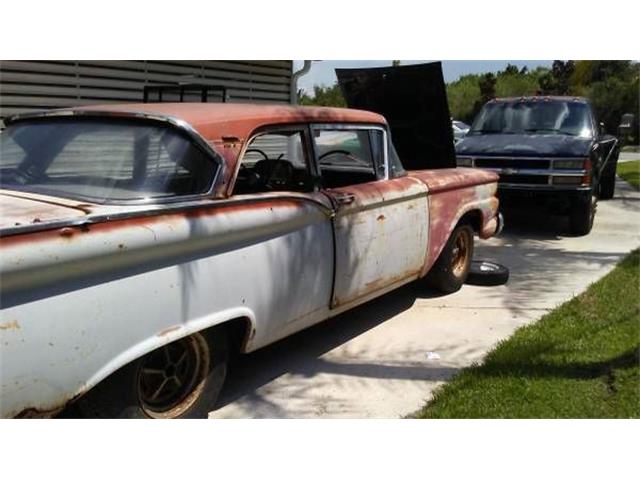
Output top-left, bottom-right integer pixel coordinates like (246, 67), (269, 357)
(233, 130), (313, 194)
(313, 129), (379, 188)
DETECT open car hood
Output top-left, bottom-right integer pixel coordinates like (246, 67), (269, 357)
(336, 62), (456, 170)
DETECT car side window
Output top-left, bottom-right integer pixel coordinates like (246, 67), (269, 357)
(232, 130), (314, 194)
(313, 128), (380, 188)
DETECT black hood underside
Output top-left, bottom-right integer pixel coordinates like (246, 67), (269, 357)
(336, 62), (456, 170)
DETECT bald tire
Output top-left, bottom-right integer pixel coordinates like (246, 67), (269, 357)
(425, 224), (474, 294)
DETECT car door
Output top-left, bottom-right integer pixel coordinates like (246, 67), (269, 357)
(311, 124), (429, 309)
(591, 112), (619, 177)
(228, 125), (336, 344)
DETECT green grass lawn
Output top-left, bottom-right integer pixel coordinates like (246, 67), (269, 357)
(414, 250), (640, 418)
(618, 160), (640, 190)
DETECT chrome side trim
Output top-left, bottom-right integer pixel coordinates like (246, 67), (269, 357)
(0, 192), (335, 237)
(496, 212), (504, 236)
(480, 168), (587, 176)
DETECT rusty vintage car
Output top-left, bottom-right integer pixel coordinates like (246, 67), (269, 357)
(1, 93), (502, 418)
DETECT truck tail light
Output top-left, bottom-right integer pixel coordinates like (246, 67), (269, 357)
(582, 157), (592, 185)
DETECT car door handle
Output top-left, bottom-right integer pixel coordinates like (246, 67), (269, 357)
(335, 193), (356, 205)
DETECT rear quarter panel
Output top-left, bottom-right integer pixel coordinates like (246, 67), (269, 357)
(0, 195), (334, 418)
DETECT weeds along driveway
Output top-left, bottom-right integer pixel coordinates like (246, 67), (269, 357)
(210, 177), (640, 418)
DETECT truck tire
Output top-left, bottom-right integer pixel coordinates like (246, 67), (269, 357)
(77, 329), (228, 419)
(425, 224), (474, 293)
(569, 194), (596, 236)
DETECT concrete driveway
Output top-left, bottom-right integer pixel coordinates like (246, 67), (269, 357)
(619, 151), (639, 162)
(210, 177), (640, 418)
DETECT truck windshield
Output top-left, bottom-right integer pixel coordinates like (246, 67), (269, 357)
(469, 101), (593, 137)
(0, 118), (216, 203)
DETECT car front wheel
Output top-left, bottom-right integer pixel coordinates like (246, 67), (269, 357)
(425, 223), (474, 293)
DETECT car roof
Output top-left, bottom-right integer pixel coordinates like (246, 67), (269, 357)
(67, 103), (387, 142)
(4, 103), (388, 198)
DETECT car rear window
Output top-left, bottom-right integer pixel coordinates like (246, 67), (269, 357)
(0, 117), (217, 203)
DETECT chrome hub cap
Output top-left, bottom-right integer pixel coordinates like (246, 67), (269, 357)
(138, 334), (209, 418)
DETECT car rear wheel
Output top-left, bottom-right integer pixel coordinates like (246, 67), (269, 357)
(424, 224), (474, 293)
(77, 330), (228, 419)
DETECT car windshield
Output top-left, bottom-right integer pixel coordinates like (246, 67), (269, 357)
(0, 118), (216, 203)
(469, 100), (593, 137)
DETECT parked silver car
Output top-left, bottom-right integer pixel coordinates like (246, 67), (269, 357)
(452, 120), (470, 144)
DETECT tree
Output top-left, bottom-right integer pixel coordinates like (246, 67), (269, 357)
(572, 60), (634, 86)
(538, 60), (575, 94)
(499, 63), (520, 76)
(446, 74), (481, 123)
(469, 73), (497, 118)
(297, 83), (346, 107)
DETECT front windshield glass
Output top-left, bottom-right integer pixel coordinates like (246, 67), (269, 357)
(0, 118), (216, 203)
(469, 100), (593, 137)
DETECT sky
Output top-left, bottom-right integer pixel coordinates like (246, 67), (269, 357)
(294, 60), (553, 95)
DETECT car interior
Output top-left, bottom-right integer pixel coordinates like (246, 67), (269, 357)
(232, 128), (381, 195)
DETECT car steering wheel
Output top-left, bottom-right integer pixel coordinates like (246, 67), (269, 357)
(318, 150), (357, 162)
(319, 149), (353, 161)
(243, 149), (269, 161)
(238, 149), (270, 188)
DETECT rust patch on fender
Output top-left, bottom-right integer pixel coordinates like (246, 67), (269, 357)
(0, 319), (20, 330)
(157, 325), (182, 337)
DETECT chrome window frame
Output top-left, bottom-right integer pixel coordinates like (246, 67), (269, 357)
(309, 123), (389, 181)
(2, 109), (225, 206)
(231, 123), (319, 195)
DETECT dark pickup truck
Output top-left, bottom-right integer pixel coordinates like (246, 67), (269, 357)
(455, 96), (620, 235)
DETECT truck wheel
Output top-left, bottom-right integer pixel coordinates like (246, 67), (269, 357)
(569, 194), (596, 236)
(425, 224), (474, 293)
(77, 330), (228, 419)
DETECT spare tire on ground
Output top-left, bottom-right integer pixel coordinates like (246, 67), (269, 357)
(465, 260), (509, 286)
